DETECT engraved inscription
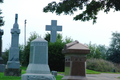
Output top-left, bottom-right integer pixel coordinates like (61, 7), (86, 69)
(31, 42), (46, 46)
(27, 75), (55, 80)
(71, 56), (86, 62)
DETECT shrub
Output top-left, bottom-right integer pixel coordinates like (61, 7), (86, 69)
(48, 41), (66, 72)
(86, 58), (120, 72)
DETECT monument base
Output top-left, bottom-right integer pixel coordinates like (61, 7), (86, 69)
(62, 76), (87, 80)
(21, 73), (56, 80)
(4, 68), (21, 76)
(0, 64), (5, 72)
(7, 61), (20, 69)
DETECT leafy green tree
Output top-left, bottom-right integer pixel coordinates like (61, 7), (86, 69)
(0, 0), (4, 26)
(87, 42), (107, 59)
(44, 32), (63, 42)
(48, 41), (65, 72)
(43, 0), (120, 24)
(107, 32), (120, 63)
(2, 49), (9, 64)
(0, 0), (3, 3)
(98, 45), (108, 60)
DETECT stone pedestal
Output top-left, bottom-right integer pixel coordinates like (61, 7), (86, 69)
(0, 29), (5, 72)
(5, 14), (21, 76)
(62, 40), (90, 80)
(21, 38), (55, 80)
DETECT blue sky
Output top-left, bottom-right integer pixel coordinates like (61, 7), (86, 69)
(1, 0), (120, 51)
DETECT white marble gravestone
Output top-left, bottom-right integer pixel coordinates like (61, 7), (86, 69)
(46, 20), (62, 43)
(21, 38), (56, 80)
(4, 14), (21, 76)
(7, 14), (20, 69)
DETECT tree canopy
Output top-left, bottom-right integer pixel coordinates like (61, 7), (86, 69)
(43, 0), (120, 24)
(0, 0), (4, 26)
(0, 0), (3, 3)
(107, 32), (120, 63)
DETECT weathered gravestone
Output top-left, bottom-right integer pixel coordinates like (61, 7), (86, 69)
(4, 14), (21, 76)
(0, 29), (5, 72)
(62, 40), (90, 80)
(21, 38), (56, 80)
(46, 20), (62, 43)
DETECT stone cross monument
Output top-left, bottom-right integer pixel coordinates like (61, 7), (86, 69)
(4, 14), (21, 76)
(22, 38), (56, 80)
(46, 20), (62, 43)
(0, 29), (5, 72)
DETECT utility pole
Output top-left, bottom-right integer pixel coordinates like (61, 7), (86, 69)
(24, 19), (27, 46)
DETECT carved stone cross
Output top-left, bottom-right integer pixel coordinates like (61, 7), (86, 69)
(46, 20), (62, 43)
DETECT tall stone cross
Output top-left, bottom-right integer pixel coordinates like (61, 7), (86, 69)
(46, 20), (62, 43)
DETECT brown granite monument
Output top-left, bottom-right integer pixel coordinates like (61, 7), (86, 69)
(62, 40), (90, 80)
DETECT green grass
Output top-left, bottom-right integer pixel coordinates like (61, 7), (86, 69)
(55, 75), (63, 80)
(86, 69), (101, 74)
(0, 67), (102, 80)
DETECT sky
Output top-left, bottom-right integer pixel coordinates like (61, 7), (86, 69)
(1, 0), (120, 51)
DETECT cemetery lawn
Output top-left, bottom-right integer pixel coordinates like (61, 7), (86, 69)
(57, 69), (101, 74)
(0, 67), (100, 80)
(86, 69), (100, 74)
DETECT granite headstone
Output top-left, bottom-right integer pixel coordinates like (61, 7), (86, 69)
(4, 14), (21, 76)
(46, 20), (62, 43)
(21, 38), (56, 80)
(62, 40), (90, 80)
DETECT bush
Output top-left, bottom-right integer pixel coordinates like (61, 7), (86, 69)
(48, 41), (66, 72)
(86, 58), (120, 72)
(2, 49), (9, 64)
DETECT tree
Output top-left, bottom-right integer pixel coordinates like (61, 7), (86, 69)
(0, 0), (4, 26)
(44, 32), (63, 42)
(98, 45), (108, 60)
(43, 0), (120, 24)
(106, 32), (120, 63)
(0, 0), (3, 3)
(86, 42), (107, 59)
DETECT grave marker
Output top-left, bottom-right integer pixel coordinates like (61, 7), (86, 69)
(4, 14), (21, 76)
(62, 40), (90, 80)
(21, 38), (56, 80)
(46, 20), (62, 43)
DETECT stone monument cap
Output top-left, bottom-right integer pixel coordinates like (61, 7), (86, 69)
(32, 38), (47, 43)
(62, 40), (90, 54)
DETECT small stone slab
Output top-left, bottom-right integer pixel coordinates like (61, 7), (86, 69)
(0, 64), (5, 72)
(52, 71), (57, 76)
(4, 68), (21, 76)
